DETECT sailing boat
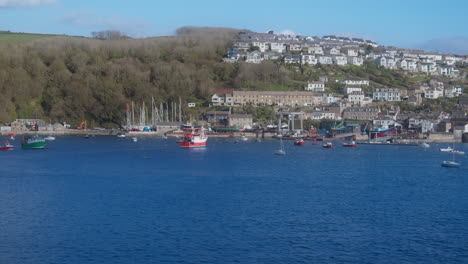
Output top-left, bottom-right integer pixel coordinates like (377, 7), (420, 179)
(441, 143), (461, 168)
(274, 137), (286, 155)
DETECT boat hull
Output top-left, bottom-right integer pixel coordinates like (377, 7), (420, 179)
(441, 161), (460, 168)
(342, 144), (357, 147)
(370, 127), (397, 139)
(179, 141), (207, 148)
(0, 146), (14, 151)
(21, 141), (46, 149)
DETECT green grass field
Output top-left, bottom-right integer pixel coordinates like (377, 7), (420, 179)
(0, 32), (59, 45)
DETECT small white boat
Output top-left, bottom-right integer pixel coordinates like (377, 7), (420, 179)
(255, 138), (262, 142)
(44, 136), (56, 141)
(440, 146), (453, 152)
(441, 161), (461, 168)
(420, 142), (430, 148)
(132, 137), (138, 142)
(274, 149), (286, 155)
(240, 136), (248, 141)
(451, 150), (465, 155)
(117, 133), (126, 138)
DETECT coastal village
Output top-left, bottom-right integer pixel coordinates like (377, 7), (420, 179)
(1, 30), (468, 144)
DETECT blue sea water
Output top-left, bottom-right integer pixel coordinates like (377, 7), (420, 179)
(0, 136), (467, 264)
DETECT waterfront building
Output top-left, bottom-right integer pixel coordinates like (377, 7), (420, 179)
(232, 91), (322, 106)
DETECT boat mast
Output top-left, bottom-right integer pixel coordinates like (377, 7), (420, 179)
(179, 97), (182, 122)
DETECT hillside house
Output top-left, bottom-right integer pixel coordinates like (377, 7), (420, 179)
(308, 46), (324, 55)
(333, 55), (348, 65)
(245, 51), (262, 64)
(348, 56), (364, 66)
(373, 88), (401, 101)
(301, 54), (318, 65)
(305, 81), (325, 92)
(424, 88), (444, 99)
(318, 56), (333, 65)
(284, 54), (301, 64)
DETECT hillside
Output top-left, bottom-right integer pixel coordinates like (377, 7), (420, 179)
(0, 31), (60, 45)
(0, 27), (465, 127)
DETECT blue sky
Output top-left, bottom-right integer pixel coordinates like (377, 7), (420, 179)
(1, 0), (468, 53)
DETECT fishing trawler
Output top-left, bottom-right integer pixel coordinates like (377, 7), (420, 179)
(179, 127), (208, 148)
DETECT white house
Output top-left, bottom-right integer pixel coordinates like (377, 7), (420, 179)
(424, 88), (444, 99)
(375, 56), (396, 69)
(308, 46), (324, 55)
(418, 62), (437, 73)
(270, 42), (286, 53)
(325, 47), (341, 55)
(301, 54), (318, 65)
(342, 48), (358, 57)
(333, 55), (348, 65)
(345, 86), (362, 94)
(337, 79), (370, 86)
(438, 65), (459, 77)
(348, 56), (364, 66)
(305, 81), (325, 92)
(245, 51), (262, 64)
(322, 94), (340, 104)
(318, 56), (333, 65)
(287, 43), (303, 51)
(348, 91), (365, 105)
(373, 88), (401, 101)
(252, 41), (269, 52)
(284, 54), (301, 64)
(444, 86), (463, 98)
(211, 94), (234, 106)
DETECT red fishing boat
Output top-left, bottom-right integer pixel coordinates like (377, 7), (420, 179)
(342, 141), (358, 147)
(322, 142), (333, 148)
(0, 141), (14, 151)
(294, 139), (305, 146)
(179, 127), (208, 148)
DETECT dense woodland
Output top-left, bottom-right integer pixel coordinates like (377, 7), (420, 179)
(0, 27), (465, 127)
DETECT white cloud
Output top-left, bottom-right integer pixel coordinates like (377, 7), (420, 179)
(0, 0), (56, 8)
(60, 11), (152, 37)
(279, 29), (296, 36)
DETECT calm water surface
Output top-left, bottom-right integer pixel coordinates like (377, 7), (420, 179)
(0, 136), (467, 263)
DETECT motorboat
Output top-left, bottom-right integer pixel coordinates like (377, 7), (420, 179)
(342, 141), (357, 147)
(0, 141), (14, 151)
(323, 142), (333, 148)
(440, 146), (453, 152)
(441, 161), (460, 168)
(294, 139), (305, 146)
(44, 135), (56, 141)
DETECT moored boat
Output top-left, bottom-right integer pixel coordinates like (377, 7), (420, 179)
(370, 126), (397, 139)
(117, 132), (126, 138)
(44, 135), (56, 141)
(0, 141), (14, 151)
(441, 161), (461, 168)
(21, 135), (46, 149)
(440, 146), (453, 152)
(294, 139), (305, 146)
(420, 142), (430, 148)
(342, 141), (357, 147)
(451, 150), (465, 155)
(179, 127), (208, 148)
(323, 142), (333, 148)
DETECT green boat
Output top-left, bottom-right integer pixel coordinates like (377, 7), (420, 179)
(21, 135), (46, 149)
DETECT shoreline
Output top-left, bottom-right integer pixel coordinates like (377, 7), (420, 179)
(1, 130), (464, 143)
